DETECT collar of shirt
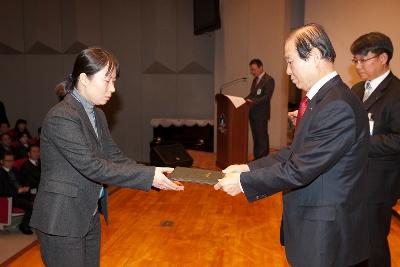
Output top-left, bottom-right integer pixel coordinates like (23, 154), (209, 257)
(29, 159), (38, 166)
(71, 88), (95, 115)
(257, 72), (266, 81)
(367, 70), (390, 91)
(2, 166), (10, 172)
(306, 71), (338, 100)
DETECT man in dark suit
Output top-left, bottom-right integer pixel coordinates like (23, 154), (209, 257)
(20, 144), (41, 190)
(0, 151), (34, 234)
(245, 59), (274, 159)
(350, 32), (400, 267)
(215, 23), (370, 267)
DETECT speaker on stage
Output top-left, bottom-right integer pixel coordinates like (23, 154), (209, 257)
(150, 143), (193, 167)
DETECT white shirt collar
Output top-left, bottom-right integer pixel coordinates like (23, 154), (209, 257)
(71, 88), (95, 112)
(306, 71), (338, 100)
(2, 166), (10, 172)
(256, 72), (265, 83)
(366, 70), (390, 91)
(29, 159), (38, 166)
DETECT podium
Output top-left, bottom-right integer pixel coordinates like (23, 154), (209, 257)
(215, 94), (250, 169)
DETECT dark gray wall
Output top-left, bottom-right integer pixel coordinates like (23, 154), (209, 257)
(0, 0), (215, 161)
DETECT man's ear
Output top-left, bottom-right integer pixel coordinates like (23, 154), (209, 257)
(379, 53), (389, 65)
(310, 47), (322, 62)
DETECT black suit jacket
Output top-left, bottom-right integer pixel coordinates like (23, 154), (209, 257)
(30, 94), (155, 237)
(0, 168), (20, 197)
(20, 160), (41, 189)
(241, 75), (370, 267)
(245, 73), (274, 121)
(351, 72), (400, 205)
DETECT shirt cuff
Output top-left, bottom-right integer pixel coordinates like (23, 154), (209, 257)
(239, 175), (244, 193)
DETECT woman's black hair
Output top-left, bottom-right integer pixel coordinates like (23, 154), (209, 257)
(55, 47), (120, 99)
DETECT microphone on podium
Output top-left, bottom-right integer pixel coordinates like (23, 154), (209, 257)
(219, 77), (247, 95)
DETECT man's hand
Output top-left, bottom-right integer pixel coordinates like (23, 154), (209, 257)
(288, 110), (298, 126)
(18, 186), (30, 193)
(222, 164), (250, 174)
(214, 173), (242, 196)
(152, 167), (184, 191)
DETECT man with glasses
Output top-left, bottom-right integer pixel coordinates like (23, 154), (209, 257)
(350, 32), (400, 267)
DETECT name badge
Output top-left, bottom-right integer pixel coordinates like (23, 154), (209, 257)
(368, 113), (374, 135)
(257, 88), (262, 95)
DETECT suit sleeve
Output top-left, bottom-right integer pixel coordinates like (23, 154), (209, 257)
(250, 78), (275, 105)
(245, 81), (255, 100)
(245, 91), (252, 100)
(241, 101), (357, 202)
(369, 95), (400, 157)
(45, 110), (154, 192)
(248, 147), (291, 170)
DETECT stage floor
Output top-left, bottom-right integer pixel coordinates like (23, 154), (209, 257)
(5, 150), (400, 267)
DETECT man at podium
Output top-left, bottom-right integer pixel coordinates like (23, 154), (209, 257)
(245, 59), (274, 159)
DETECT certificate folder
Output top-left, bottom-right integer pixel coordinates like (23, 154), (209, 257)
(169, 167), (224, 185)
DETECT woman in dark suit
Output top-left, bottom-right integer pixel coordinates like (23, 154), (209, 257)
(30, 47), (183, 267)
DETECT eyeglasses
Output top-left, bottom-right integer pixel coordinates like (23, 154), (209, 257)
(351, 54), (380, 65)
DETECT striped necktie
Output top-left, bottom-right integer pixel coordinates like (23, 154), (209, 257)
(363, 81), (372, 102)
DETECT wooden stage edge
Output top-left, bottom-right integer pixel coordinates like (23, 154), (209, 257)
(4, 150), (400, 267)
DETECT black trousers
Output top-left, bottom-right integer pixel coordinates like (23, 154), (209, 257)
(350, 259), (369, 267)
(249, 118), (269, 159)
(12, 194), (33, 228)
(367, 202), (393, 267)
(36, 211), (101, 267)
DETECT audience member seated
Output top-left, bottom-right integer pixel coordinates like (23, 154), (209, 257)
(20, 144), (41, 190)
(10, 119), (31, 141)
(0, 122), (10, 135)
(0, 133), (16, 158)
(0, 151), (34, 235)
(13, 132), (30, 159)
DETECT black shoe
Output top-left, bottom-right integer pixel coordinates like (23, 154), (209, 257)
(19, 224), (33, 235)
